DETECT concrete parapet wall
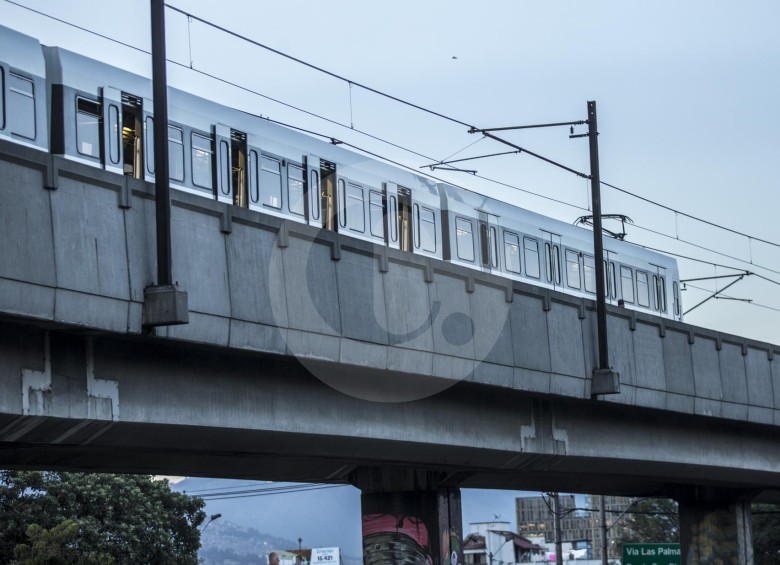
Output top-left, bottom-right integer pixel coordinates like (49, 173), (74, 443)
(1, 140), (779, 427)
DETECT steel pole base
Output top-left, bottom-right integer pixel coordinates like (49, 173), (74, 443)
(592, 368), (620, 396)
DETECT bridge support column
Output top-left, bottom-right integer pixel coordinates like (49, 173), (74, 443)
(351, 468), (463, 565)
(677, 487), (754, 565)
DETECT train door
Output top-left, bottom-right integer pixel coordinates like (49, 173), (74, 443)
(320, 159), (337, 231)
(397, 186), (413, 251)
(214, 124), (232, 203)
(604, 250), (618, 303)
(305, 154), (321, 227)
(231, 130), (248, 207)
(541, 230), (562, 289)
(120, 93), (143, 178)
(142, 97), (155, 183)
(478, 212), (500, 272)
(652, 265), (668, 314)
(385, 182), (400, 250)
(101, 86), (123, 175)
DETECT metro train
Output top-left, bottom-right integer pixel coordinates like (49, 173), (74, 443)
(0, 24), (683, 321)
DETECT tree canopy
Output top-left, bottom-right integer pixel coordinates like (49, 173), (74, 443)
(0, 471), (205, 565)
(753, 504), (780, 565)
(614, 498), (680, 545)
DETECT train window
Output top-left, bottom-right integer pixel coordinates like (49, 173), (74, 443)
(369, 190), (384, 238)
(673, 281), (681, 316)
(545, 243), (561, 285)
(122, 94), (143, 178)
(168, 126), (184, 181)
(606, 261), (617, 298)
(76, 97), (101, 158)
(456, 218), (475, 262)
(620, 266), (634, 303)
(636, 271), (650, 307)
(338, 178), (347, 229)
(566, 250), (581, 289)
(346, 183), (365, 232)
(419, 207), (436, 252)
(288, 164), (305, 216)
(218, 139), (230, 196)
(583, 255), (596, 293)
(9, 72), (35, 139)
(523, 237), (540, 279)
(260, 155), (282, 209)
(191, 132), (214, 189)
(504, 232), (521, 274)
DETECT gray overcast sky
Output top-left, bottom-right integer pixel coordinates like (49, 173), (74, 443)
(4, 0), (779, 343)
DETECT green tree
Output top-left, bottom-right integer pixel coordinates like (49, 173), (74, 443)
(0, 471), (205, 565)
(615, 498), (680, 544)
(753, 504), (780, 565)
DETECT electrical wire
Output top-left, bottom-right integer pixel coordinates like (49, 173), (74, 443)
(198, 484), (347, 501)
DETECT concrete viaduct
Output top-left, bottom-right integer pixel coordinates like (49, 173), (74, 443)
(1, 140), (779, 563)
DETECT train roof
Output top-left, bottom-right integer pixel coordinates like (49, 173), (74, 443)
(0, 24), (46, 78)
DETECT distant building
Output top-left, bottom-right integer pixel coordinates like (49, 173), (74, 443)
(463, 521), (544, 565)
(515, 495), (632, 559)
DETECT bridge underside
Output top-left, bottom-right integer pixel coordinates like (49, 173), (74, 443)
(1, 319), (779, 503)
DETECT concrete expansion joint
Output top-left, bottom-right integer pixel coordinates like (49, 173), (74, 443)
(21, 331), (52, 416)
(330, 235), (341, 261)
(542, 290), (551, 311)
(220, 204), (233, 234)
(715, 336), (723, 351)
(275, 219), (289, 248)
(86, 338), (120, 421)
(44, 154), (59, 190)
(658, 320), (665, 337)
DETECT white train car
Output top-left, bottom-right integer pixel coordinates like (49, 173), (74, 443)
(0, 23), (683, 320)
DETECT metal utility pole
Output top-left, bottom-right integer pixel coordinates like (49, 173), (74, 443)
(600, 495), (608, 565)
(151, 0), (172, 286)
(553, 493), (563, 565)
(143, 0), (189, 326)
(587, 101), (619, 396)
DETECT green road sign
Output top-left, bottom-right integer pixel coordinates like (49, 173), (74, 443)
(622, 544), (681, 565)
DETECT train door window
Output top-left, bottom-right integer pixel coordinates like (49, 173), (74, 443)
(398, 187), (412, 251)
(338, 179), (347, 229)
(248, 149), (259, 205)
(122, 94), (143, 177)
(620, 266), (634, 303)
(76, 97), (101, 158)
(480, 224), (489, 266)
(653, 275), (666, 312)
(565, 250), (581, 289)
(288, 164), (305, 216)
(636, 271), (650, 307)
(0, 68), (4, 129)
(389, 196), (398, 242)
(260, 155), (282, 209)
(456, 218), (475, 261)
(369, 190), (384, 238)
(231, 130), (248, 207)
(583, 255), (596, 293)
(107, 104), (120, 165)
(504, 231), (521, 274)
(346, 183), (365, 232)
(490, 226), (498, 269)
(419, 206), (436, 252)
(191, 132), (214, 189)
(9, 72), (35, 139)
(673, 281), (681, 316)
(168, 126), (184, 181)
(310, 169), (321, 221)
(605, 261), (617, 298)
(145, 117), (155, 175)
(523, 237), (540, 279)
(545, 243), (561, 285)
